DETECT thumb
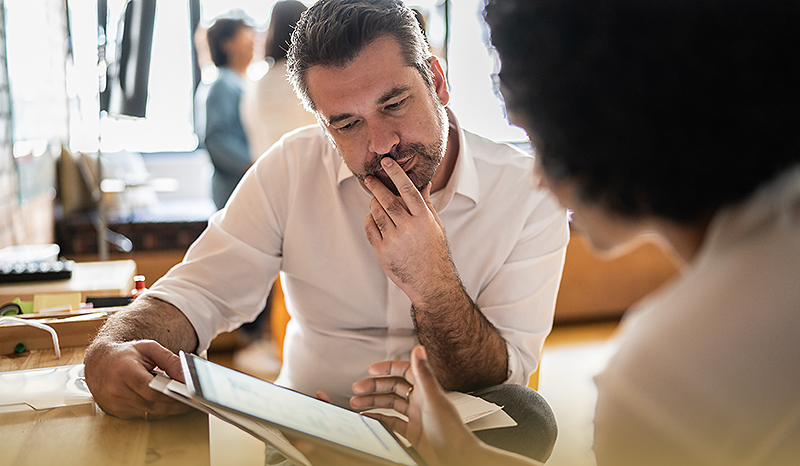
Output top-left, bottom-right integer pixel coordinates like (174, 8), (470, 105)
(137, 340), (185, 383)
(316, 391), (332, 404)
(411, 345), (443, 396)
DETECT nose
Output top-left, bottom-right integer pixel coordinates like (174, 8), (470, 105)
(366, 117), (399, 156)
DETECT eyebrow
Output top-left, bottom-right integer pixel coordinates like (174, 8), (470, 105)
(377, 85), (411, 105)
(327, 112), (356, 127)
(326, 85), (413, 127)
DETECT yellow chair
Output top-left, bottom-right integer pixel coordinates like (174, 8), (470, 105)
(269, 277), (290, 362)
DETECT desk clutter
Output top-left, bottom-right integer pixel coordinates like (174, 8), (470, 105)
(0, 259), (139, 357)
(0, 259), (74, 284)
(0, 364), (92, 414)
(0, 251), (204, 466)
(0, 244), (74, 284)
(0, 309), (117, 356)
(0, 258), (190, 462)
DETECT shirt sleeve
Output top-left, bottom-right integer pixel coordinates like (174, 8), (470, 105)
(443, 132), (570, 388)
(147, 141), (290, 351)
(496, 198), (570, 385)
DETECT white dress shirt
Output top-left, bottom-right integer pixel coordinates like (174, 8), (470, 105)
(593, 166), (800, 465)
(148, 114), (569, 407)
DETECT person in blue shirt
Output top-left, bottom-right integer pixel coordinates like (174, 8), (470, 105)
(205, 17), (255, 210)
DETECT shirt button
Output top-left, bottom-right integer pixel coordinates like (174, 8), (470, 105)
(393, 355), (402, 361)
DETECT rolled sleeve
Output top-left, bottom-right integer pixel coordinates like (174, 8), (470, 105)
(496, 205), (569, 385)
(442, 129), (570, 388)
(460, 189), (569, 386)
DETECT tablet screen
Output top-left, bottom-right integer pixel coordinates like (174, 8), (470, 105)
(184, 353), (418, 466)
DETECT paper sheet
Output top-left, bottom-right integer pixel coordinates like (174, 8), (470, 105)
(365, 390), (517, 431)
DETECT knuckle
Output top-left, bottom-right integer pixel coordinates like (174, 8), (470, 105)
(141, 389), (161, 403)
(373, 216), (389, 232)
(384, 199), (406, 217)
(369, 201), (380, 215)
(366, 379), (378, 393)
(398, 182), (417, 197)
(105, 380), (129, 399)
(365, 225), (379, 244)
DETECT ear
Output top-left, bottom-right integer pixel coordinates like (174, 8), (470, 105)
(429, 56), (450, 106)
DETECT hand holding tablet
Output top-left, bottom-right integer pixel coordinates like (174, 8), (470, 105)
(177, 351), (423, 466)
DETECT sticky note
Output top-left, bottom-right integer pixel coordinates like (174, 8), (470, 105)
(32, 292), (82, 313)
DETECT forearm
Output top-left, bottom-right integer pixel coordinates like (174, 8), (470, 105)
(412, 273), (509, 391)
(362, 159), (510, 390)
(89, 295), (198, 354)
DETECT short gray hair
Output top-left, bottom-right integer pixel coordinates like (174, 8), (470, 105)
(287, 0), (432, 112)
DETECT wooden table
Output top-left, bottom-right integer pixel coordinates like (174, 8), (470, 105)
(0, 346), (210, 466)
(0, 260), (138, 304)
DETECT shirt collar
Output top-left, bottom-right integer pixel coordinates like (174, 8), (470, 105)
(699, 163), (800, 259)
(335, 108), (480, 210)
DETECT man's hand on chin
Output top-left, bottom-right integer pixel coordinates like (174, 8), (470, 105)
(363, 157), (458, 305)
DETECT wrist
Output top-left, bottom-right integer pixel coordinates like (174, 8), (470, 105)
(408, 267), (466, 312)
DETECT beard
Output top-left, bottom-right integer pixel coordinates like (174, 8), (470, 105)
(359, 139), (443, 196)
(356, 106), (448, 196)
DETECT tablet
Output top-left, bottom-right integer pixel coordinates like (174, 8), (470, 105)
(180, 351), (422, 466)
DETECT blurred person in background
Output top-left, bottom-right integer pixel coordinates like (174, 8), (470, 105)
(205, 17), (255, 210)
(242, 0), (317, 161)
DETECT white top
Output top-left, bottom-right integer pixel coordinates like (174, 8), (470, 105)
(241, 61), (318, 161)
(148, 116), (569, 407)
(593, 166), (800, 465)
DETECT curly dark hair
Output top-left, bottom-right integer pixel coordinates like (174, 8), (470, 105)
(287, 0), (432, 112)
(484, 0), (800, 223)
(207, 17), (251, 68)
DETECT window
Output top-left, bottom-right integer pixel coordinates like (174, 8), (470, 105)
(68, 0), (195, 154)
(64, 0), (523, 155)
(447, 0), (527, 143)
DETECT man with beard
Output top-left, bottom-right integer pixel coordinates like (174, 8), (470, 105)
(83, 0), (567, 461)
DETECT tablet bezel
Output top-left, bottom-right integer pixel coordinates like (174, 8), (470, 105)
(180, 351), (425, 466)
